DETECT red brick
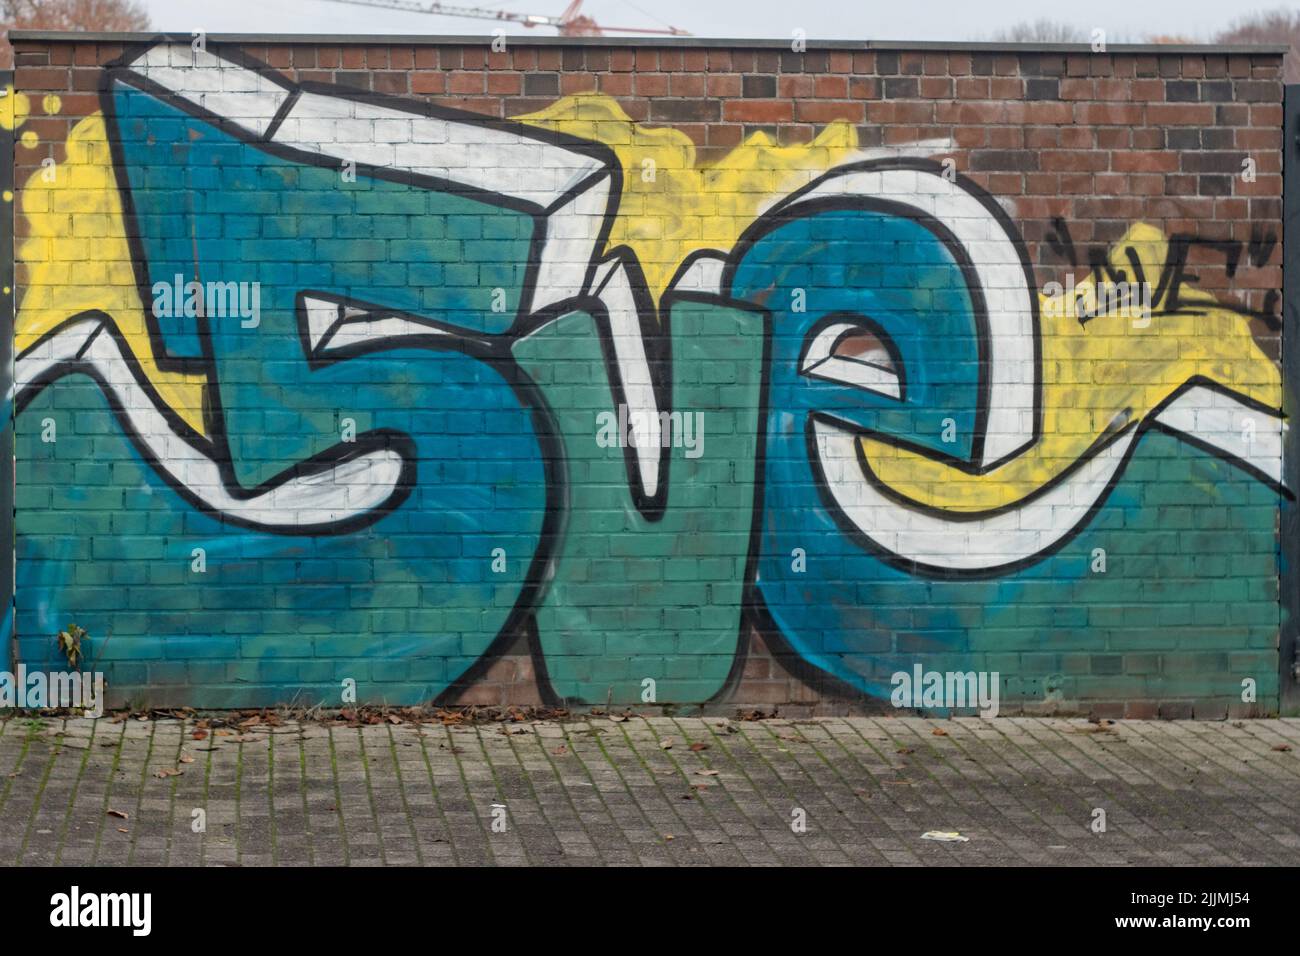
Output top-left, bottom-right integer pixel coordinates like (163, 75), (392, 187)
(1146, 103), (1215, 125)
(1094, 78), (1131, 101)
(634, 73), (669, 96)
(920, 76), (953, 98)
(559, 73), (594, 95)
(707, 72), (742, 98)
(828, 51), (853, 74)
(777, 74), (814, 98)
(814, 75), (848, 98)
(707, 50), (733, 72)
(15, 68), (69, 90)
(448, 72), (484, 95)
(598, 73), (633, 96)
(1075, 102), (1144, 125)
(670, 73), (706, 97)
(411, 72), (446, 95)
(848, 77), (878, 99)
(1111, 151), (1178, 173)
(955, 77), (989, 98)
(722, 100), (794, 123)
(795, 100), (865, 124)
(489, 73), (524, 95)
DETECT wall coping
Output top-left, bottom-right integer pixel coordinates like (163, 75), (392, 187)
(6, 31), (1292, 56)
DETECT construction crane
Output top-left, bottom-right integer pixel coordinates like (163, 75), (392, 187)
(314, 0), (692, 36)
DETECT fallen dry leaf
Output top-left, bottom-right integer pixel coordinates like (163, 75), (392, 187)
(689, 742), (709, 752)
(191, 729), (208, 740)
(179, 754), (195, 764)
(659, 738), (674, 750)
(695, 769), (719, 777)
(1272, 744), (1293, 752)
(550, 746), (568, 756)
(153, 768), (183, 778)
(932, 728), (948, 736)
(106, 809), (128, 820)
(1075, 719), (1117, 734)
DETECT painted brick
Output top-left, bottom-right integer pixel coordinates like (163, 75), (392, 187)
(3, 37), (1289, 719)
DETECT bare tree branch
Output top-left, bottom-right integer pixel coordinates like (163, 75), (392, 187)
(2, 0), (151, 68)
(1216, 8), (1300, 82)
(992, 19), (1088, 44)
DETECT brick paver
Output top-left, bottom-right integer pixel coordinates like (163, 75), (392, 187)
(3, 716), (1298, 866)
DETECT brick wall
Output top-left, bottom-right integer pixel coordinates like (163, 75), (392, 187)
(6, 34), (1290, 717)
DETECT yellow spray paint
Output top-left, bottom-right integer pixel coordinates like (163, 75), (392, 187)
(856, 223), (1282, 512)
(515, 93), (862, 299)
(15, 114), (207, 431)
(0, 84), (30, 132)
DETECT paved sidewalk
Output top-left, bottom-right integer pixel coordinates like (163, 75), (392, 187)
(2, 715), (1298, 866)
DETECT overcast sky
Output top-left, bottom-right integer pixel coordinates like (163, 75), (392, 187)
(132, 0), (1288, 43)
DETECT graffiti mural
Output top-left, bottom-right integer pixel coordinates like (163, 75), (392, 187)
(11, 42), (1289, 709)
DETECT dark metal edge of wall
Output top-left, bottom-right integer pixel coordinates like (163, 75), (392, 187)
(6, 31), (1291, 55)
(0, 71), (13, 676)
(1281, 85), (1299, 714)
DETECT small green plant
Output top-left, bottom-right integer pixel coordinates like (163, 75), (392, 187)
(55, 624), (87, 670)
